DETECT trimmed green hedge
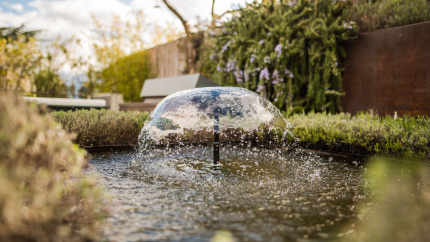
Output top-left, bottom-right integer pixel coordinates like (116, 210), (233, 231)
(286, 111), (430, 159)
(52, 109), (149, 148)
(52, 109), (430, 159)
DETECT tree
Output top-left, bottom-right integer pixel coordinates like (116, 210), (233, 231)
(161, 0), (206, 74)
(0, 25), (41, 93)
(99, 50), (151, 102)
(33, 68), (68, 97)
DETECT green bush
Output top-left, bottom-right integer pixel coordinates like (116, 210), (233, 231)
(347, 0), (430, 33)
(342, 156), (430, 241)
(0, 94), (106, 241)
(99, 50), (151, 102)
(52, 109), (149, 148)
(203, 0), (357, 114)
(287, 111), (430, 159)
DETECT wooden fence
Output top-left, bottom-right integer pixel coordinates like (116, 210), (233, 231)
(146, 38), (187, 78)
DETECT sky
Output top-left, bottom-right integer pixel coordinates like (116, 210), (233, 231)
(0, 0), (253, 41)
(0, 0), (255, 86)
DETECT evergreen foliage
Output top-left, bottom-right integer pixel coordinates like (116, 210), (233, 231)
(205, 0), (356, 114)
(52, 109), (149, 148)
(34, 68), (68, 97)
(347, 0), (430, 33)
(100, 50), (151, 102)
(287, 111), (430, 160)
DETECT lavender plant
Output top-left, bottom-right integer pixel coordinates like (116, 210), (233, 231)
(205, 0), (356, 114)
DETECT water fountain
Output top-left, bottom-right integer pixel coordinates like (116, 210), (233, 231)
(138, 87), (293, 165)
(88, 87), (367, 241)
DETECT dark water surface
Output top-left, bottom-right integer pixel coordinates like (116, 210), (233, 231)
(87, 146), (367, 241)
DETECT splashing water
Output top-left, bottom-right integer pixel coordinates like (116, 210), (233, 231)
(87, 87), (368, 241)
(138, 87), (293, 150)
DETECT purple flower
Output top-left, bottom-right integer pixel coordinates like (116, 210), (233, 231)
(221, 41), (231, 53)
(217, 65), (222, 72)
(234, 70), (244, 83)
(259, 40), (265, 45)
(224, 58), (237, 72)
(285, 69), (294, 78)
(273, 70), (280, 79)
(288, 0), (297, 6)
(264, 56), (271, 64)
(210, 53), (216, 60)
(256, 85), (265, 92)
(275, 44), (282, 58)
(250, 53), (256, 64)
(272, 70), (282, 85)
(244, 70), (250, 82)
(259, 67), (270, 80)
(343, 22), (353, 30)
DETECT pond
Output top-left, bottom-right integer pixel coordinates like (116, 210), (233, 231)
(87, 146), (367, 241)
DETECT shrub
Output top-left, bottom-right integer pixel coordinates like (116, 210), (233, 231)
(99, 50), (151, 102)
(347, 0), (430, 33)
(0, 93), (106, 241)
(342, 156), (430, 241)
(203, 0), (357, 114)
(286, 111), (430, 159)
(52, 109), (149, 148)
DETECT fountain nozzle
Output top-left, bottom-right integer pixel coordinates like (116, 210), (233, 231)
(213, 114), (220, 165)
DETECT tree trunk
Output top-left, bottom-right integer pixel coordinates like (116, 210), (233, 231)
(161, 0), (198, 74)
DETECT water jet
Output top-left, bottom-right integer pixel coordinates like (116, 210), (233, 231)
(138, 87), (293, 165)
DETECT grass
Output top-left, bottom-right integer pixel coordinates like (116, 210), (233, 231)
(341, 156), (430, 241)
(347, 0), (430, 33)
(51, 109), (429, 159)
(286, 111), (430, 160)
(52, 109), (149, 148)
(0, 94), (106, 241)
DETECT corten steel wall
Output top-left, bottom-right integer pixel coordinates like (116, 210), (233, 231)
(146, 38), (187, 78)
(341, 21), (430, 116)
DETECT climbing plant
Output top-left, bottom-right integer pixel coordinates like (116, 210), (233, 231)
(205, 0), (356, 114)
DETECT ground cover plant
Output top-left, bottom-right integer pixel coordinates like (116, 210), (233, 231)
(52, 109), (149, 148)
(347, 0), (430, 33)
(52, 108), (429, 160)
(0, 94), (106, 241)
(286, 111), (430, 160)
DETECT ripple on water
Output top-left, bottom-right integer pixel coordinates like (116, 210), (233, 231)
(87, 146), (367, 241)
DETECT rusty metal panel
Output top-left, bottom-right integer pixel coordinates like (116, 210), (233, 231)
(341, 21), (430, 116)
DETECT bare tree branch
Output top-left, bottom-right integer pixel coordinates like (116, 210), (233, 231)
(211, 0), (216, 27)
(161, 0), (191, 40)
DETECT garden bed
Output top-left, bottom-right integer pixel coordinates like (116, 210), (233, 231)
(52, 109), (430, 160)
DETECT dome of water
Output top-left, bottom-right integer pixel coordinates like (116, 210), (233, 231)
(139, 87), (293, 148)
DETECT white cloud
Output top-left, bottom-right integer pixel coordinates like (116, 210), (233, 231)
(0, 0), (253, 74)
(9, 3), (24, 12)
(0, 0), (252, 40)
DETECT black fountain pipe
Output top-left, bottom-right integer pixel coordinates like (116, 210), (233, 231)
(213, 114), (220, 165)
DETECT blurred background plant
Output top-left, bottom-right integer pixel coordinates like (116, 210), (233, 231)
(0, 93), (106, 241)
(202, 0), (357, 115)
(341, 156), (430, 241)
(75, 10), (182, 100)
(346, 0), (430, 32)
